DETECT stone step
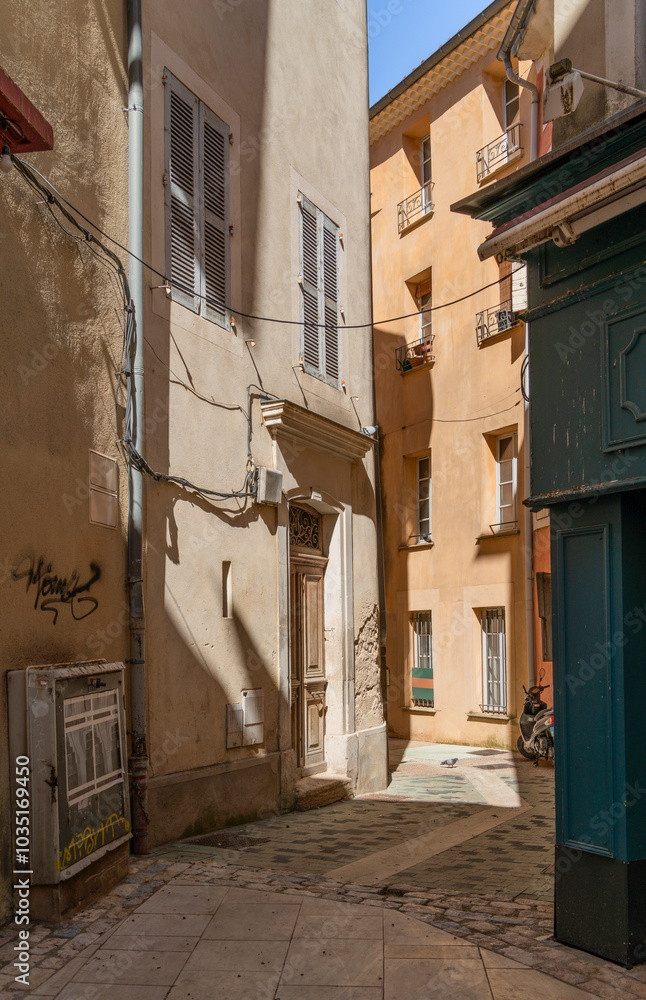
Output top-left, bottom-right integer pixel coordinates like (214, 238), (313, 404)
(294, 773), (352, 811)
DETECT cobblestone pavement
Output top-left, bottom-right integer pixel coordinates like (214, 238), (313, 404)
(0, 741), (644, 998)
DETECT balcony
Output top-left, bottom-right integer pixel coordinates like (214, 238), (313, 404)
(396, 336), (435, 372)
(476, 123), (522, 182)
(397, 181), (435, 233)
(475, 299), (517, 346)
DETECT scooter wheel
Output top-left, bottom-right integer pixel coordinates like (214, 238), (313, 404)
(517, 735), (537, 760)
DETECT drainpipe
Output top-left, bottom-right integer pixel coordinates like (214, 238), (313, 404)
(126, 0), (148, 853)
(499, 0), (537, 688)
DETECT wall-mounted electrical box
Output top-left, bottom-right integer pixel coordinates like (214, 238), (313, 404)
(256, 467), (283, 505)
(7, 661), (131, 889)
(226, 688), (264, 748)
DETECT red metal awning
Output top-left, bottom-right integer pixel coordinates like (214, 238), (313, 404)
(0, 67), (53, 153)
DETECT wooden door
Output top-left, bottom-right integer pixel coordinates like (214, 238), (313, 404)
(290, 557), (327, 773)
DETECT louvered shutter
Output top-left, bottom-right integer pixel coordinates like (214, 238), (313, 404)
(511, 261), (528, 313)
(322, 216), (339, 384)
(165, 74), (199, 311)
(300, 197), (320, 375)
(201, 105), (229, 325)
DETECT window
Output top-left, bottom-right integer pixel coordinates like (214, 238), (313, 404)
(417, 455), (431, 541)
(495, 432), (517, 531)
(480, 608), (507, 713)
(164, 70), (229, 326)
(64, 690), (124, 806)
(503, 79), (520, 132)
(417, 279), (432, 345)
(421, 135), (432, 185)
(299, 193), (340, 387)
(411, 611), (433, 707)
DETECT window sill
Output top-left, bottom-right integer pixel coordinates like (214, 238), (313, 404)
(400, 359), (435, 375)
(477, 319), (525, 347)
(403, 705), (437, 714)
(398, 205), (434, 236)
(477, 146), (523, 184)
(475, 529), (520, 543)
(466, 711), (515, 723)
(398, 540), (434, 551)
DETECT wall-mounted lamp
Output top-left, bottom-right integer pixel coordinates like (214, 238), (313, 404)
(0, 145), (13, 174)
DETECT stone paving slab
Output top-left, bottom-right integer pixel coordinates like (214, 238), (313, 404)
(0, 742), (642, 997)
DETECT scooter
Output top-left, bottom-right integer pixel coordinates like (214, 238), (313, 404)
(517, 675), (554, 765)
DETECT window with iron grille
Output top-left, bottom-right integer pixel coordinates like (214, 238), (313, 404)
(480, 608), (507, 713)
(299, 193), (340, 387)
(411, 611), (433, 706)
(164, 70), (229, 327)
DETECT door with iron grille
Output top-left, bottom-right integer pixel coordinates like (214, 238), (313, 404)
(289, 505), (327, 773)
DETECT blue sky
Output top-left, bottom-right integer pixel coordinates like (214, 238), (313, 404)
(368, 0), (490, 106)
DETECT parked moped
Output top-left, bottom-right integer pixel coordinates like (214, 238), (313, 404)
(517, 674), (554, 765)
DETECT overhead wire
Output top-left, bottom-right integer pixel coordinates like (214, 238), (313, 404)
(14, 156), (524, 330)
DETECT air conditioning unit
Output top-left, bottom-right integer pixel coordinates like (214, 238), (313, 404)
(256, 467), (283, 505)
(496, 309), (515, 332)
(7, 662), (131, 891)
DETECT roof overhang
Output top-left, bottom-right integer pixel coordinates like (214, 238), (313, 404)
(369, 0), (515, 145)
(0, 67), (53, 153)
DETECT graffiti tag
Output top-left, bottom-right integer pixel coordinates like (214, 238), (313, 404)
(57, 813), (130, 870)
(13, 556), (101, 624)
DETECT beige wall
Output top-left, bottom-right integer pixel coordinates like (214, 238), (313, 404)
(371, 48), (536, 749)
(140, 0), (385, 842)
(0, 0), (129, 923)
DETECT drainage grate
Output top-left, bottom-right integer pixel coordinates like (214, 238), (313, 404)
(186, 833), (270, 850)
(468, 749), (504, 756)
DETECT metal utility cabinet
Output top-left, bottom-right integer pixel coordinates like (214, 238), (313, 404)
(7, 661), (131, 920)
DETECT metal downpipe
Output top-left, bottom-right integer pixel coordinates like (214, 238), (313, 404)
(126, 0), (148, 853)
(499, 1), (538, 688)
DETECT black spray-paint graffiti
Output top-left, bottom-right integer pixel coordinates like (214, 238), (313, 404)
(13, 557), (101, 624)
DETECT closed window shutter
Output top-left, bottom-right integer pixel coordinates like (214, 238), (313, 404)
(511, 261), (528, 312)
(165, 70), (229, 327)
(322, 217), (339, 384)
(166, 79), (199, 310)
(300, 197), (320, 374)
(299, 194), (340, 386)
(201, 106), (228, 325)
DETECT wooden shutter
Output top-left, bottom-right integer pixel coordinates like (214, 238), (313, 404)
(322, 215), (339, 384)
(201, 105), (228, 325)
(299, 195), (340, 386)
(300, 196), (320, 374)
(165, 73), (199, 311)
(512, 261), (528, 313)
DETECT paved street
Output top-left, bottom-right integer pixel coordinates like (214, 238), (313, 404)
(1, 741), (645, 998)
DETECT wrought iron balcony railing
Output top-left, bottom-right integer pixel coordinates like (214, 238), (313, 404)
(396, 336), (435, 372)
(476, 123), (522, 181)
(475, 299), (516, 346)
(397, 181), (435, 232)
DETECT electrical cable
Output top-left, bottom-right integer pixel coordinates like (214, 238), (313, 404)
(432, 399), (522, 423)
(12, 157), (256, 502)
(14, 156), (525, 331)
(520, 354), (530, 402)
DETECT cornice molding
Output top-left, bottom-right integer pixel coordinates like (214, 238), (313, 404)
(261, 400), (373, 461)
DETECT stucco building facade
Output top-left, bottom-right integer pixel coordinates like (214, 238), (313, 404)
(369, 0), (552, 749)
(0, 0), (385, 925)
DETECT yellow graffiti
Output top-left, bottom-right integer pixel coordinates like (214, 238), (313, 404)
(56, 813), (130, 870)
